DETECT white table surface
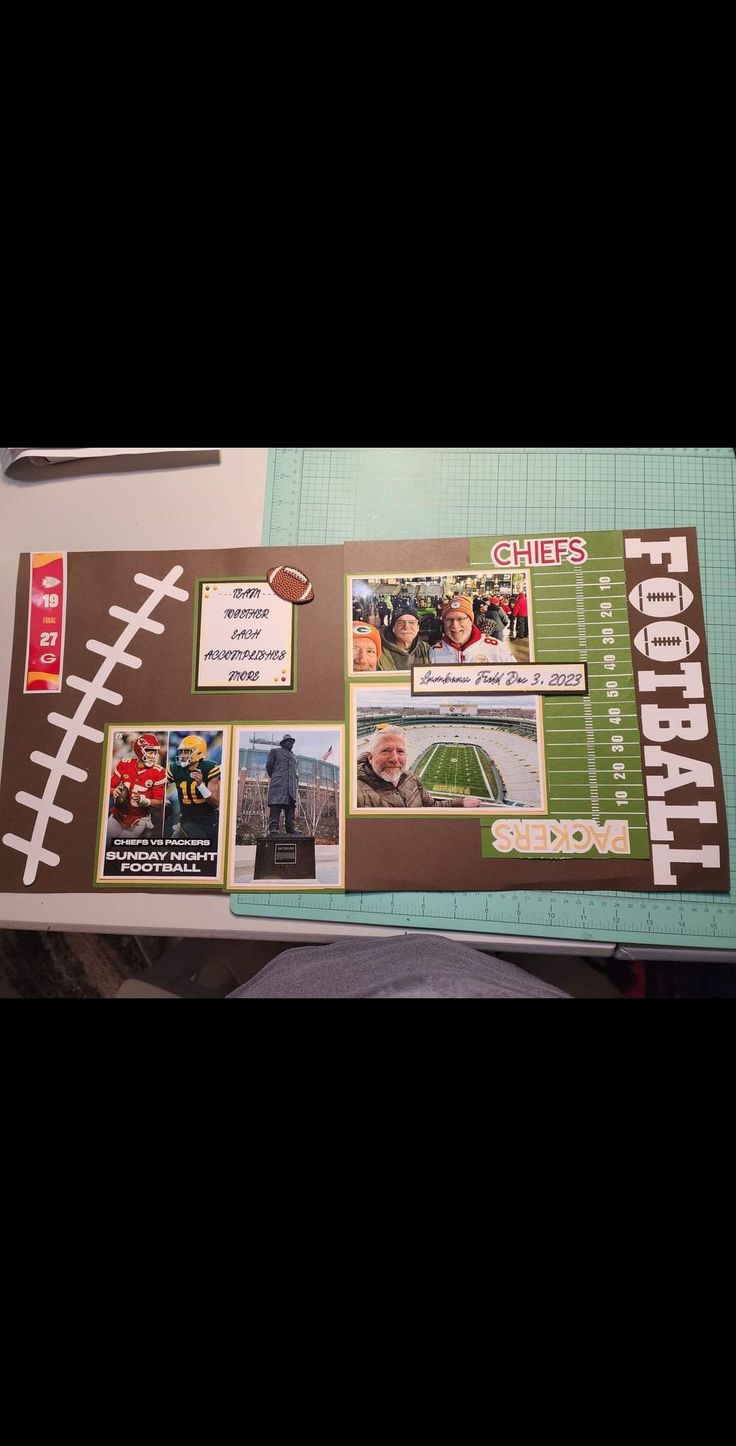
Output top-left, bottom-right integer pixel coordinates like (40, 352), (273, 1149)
(0, 445), (615, 956)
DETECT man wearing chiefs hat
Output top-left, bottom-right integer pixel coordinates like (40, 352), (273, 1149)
(430, 596), (515, 665)
(353, 623), (382, 672)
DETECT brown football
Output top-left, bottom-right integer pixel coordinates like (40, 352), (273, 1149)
(267, 565), (315, 605)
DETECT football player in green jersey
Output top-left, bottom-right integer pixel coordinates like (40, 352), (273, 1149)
(167, 735), (222, 843)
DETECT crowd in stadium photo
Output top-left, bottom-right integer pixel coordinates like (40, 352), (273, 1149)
(351, 571), (530, 675)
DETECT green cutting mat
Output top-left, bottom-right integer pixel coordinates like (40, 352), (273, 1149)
(232, 448), (735, 949)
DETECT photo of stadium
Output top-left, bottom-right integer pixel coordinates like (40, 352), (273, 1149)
(351, 685), (546, 813)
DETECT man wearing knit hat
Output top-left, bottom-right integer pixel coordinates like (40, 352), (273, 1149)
(430, 596), (515, 665)
(378, 605), (432, 672)
(352, 623), (382, 673)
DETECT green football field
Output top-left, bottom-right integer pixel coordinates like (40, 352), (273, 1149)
(414, 743), (498, 800)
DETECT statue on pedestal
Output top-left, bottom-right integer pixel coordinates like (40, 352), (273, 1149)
(265, 735), (300, 835)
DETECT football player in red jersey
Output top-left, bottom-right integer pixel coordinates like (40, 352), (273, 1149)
(106, 733), (168, 845)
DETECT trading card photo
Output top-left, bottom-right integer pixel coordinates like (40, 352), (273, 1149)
(96, 726), (230, 886)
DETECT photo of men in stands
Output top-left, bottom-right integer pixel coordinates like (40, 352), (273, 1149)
(230, 726), (344, 888)
(350, 570), (531, 674)
(352, 686), (545, 814)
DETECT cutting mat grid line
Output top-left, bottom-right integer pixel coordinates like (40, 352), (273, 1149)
(235, 448), (735, 947)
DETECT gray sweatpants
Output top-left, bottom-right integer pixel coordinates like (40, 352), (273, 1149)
(226, 934), (570, 1000)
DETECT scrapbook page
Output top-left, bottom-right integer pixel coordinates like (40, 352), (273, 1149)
(0, 545), (345, 893)
(0, 529), (728, 896)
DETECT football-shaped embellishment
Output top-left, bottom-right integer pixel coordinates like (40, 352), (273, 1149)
(267, 565), (315, 605)
(633, 620), (700, 661)
(629, 578), (694, 617)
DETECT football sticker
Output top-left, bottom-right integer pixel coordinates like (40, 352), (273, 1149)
(267, 565), (315, 605)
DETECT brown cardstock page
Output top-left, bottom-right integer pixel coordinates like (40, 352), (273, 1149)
(343, 534), (730, 894)
(1, 533), (729, 897)
(0, 545), (344, 893)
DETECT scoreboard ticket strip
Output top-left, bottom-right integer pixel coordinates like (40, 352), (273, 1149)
(231, 448), (736, 949)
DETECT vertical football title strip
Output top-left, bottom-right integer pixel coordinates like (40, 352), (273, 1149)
(24, 552), (68, 694)
(4, 566), (190, 887)
(623, 530), (729, 890)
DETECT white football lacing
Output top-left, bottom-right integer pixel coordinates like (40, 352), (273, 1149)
(3, 566), (189, 886)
